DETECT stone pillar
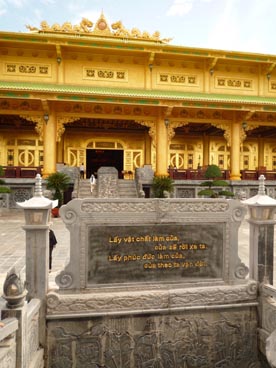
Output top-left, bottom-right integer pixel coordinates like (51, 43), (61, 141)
(43, 111), (57, 177)
(155, 117), (168, 176)
(243, 175), (276, 284)
(230, 121), (241, 180)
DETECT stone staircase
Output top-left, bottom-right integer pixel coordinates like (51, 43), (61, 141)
(78, 180), (97, 198)
(77, 179), (138, 198)
(118, 179), (138, 198)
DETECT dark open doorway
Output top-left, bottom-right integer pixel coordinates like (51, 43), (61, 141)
(86, 149), (124, 178)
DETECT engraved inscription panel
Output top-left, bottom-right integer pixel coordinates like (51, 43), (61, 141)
(88, 223), (223, 284)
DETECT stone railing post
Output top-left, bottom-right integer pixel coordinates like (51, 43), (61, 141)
(16, 174), (57, 348)
(242, 175), (276, 284)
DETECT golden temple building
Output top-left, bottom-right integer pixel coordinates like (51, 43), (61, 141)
(1, 13), (276, 180)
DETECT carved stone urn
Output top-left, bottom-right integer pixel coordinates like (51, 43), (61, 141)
(2, 268), (27, 308)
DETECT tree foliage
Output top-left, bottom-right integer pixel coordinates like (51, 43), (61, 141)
(46, 172), (71, 206)
(198, 165), (233, 198)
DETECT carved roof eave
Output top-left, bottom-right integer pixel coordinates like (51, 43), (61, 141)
(2, 82), (276, 110)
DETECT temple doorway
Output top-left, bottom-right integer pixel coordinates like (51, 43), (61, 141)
(86, 149), (124, 178)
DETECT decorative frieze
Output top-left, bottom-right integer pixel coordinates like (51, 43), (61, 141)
(215, 76), (253, 90)
(84, 67), (128, 82)
(4, 63), (51, 77)
(46, 281), (257, 315)
(158, 72), (198, 86)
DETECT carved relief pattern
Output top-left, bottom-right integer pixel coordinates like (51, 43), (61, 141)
(56, 116), (80, 142)
(270, 80), (276, 91)
(5, 63), (50, 76)
(158, 73), (198, 86)
(46, 282), (257, 315)
(48, 309), (260, 367)
(55, 271), (73, 289)
(168, 121), (189, 142)
(97, 175), (119, 198)
(235, 262), (249, 279)
(84, 67), (127, 82)
(80, 200), (230, 214)
(171, 108), (234, 122)
(176, 188), (195, 198)
(81, 201), (156, 213)
(216, 77), (253, 89)
(11, 188), (32, 206)
(58, 103), (156, 117)
(26, 314), (40, 367)
(0, 100), (40, 111)
(20, 115), (44, 140)
(0, 349), (16, 368)
(262, 302), (276, 333)
(211, 122), (231, 145)
(137, 120), (156, 146)
(26, 16), (171, 43)
(158, 200), (230, 213)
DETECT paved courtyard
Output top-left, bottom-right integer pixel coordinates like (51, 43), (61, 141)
(0, 206), (275, 295)
(0, 208), (70, 293)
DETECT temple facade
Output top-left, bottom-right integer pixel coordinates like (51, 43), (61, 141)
(1, 13), (276, 179)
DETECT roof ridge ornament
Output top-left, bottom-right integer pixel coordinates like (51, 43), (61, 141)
(26, 13), (172, 44)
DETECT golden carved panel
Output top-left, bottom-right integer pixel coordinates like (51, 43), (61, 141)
(158, 73), (198, 86)
(56, 102), (156, 117)
(83, 67), (128, 82)
(4, 63), (51, 77)
(215, 76), (253, 90)
(269, 80), (276, 92)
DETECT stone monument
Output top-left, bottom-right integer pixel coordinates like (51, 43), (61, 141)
(45, 197), (262, 367)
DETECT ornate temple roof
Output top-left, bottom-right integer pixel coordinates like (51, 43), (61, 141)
(25, 12), (172, 44)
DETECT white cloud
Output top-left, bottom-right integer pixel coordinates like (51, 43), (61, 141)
(7, 0), (26, 7)
(41, 0), (55, 4)
(167, 0), (194, 16)
(71, 10), (102, 26)
(205, 0), (241, 51)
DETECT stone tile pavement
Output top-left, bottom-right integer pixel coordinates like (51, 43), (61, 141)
(0, 208), (70, 293)
(0, 207), (275, 295)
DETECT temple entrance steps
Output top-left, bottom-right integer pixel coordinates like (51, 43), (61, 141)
(118, 179), (138, 198)
(77, 179), (138, 198)
(78, 179), (97, 198)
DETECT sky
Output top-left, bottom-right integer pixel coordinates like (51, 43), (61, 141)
(1, 0), (276, 55)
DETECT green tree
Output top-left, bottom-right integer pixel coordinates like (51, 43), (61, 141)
(198, 165), (234, 198)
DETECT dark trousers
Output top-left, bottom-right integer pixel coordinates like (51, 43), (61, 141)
(49, 245), (54, 270)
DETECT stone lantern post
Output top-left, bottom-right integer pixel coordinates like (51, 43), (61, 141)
(17, 174), (58, 300)
(16, 174), (57, 348)
(242, 175), (276, 284)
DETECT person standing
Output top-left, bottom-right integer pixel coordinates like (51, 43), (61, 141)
(80, 163), (85, 179)
(90, 173), (96, 193)
(49, 229), (57, 271)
